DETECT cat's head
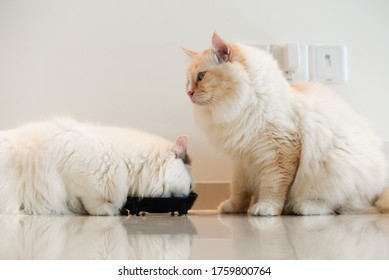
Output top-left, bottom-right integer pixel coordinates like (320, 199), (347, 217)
(183, 33), (252, 123)
(163, 135), (193, 197)
(183, 33), (250, 107)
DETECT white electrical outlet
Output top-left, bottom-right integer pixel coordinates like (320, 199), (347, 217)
(309, 45), (347, 84)
(249, 42), (347, 84)
(268, 43), (309, 82)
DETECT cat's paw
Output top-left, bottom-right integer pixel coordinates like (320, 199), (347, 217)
(83, 200), (120, 216)
(294, 201), (334, 215)
(218, 200), (248, 213)
(249, 201), (282, 216)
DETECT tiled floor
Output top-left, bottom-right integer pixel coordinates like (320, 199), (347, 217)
(1, 211), (389, 260)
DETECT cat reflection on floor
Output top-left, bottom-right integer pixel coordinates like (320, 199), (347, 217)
(282, 215), (389, 259)
(217, 215), (389, 259)
(0, 215), (193, 259)
(2, 214), (389, 260)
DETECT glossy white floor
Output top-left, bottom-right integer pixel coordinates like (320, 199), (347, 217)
(1, 211), (389, 260)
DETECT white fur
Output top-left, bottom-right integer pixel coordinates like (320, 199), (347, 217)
(0, 118), (192, 215)
(193, 43), (388, 215)
(286, 82), (388, 214)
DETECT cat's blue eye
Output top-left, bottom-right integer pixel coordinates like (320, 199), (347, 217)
(197, 71), (206, 82)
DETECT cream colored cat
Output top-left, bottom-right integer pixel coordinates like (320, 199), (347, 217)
(184, 33), (389, 216)
(0, 117), (192, 215)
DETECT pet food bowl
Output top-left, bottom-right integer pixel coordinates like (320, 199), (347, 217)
(121, 192), (198, 216)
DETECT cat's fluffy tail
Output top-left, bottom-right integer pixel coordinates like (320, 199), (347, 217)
(375, 188), (389, 213)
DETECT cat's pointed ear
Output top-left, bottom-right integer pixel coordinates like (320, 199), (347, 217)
(182, 47), (198, 60)
(212, 32), (231, 63)
(172, 136), (187, 159)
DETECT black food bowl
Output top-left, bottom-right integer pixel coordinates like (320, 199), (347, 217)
(121, 192), (198, 216)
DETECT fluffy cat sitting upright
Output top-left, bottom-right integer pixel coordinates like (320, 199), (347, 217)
(0, 117), (192, 215)
(184, 32), (389, 216)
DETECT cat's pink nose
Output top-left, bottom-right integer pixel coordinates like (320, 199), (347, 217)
(187, 91), (194, 97)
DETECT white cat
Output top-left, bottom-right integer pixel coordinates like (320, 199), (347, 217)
(0, 117), (192, 215)
(184, 33), (389, 216)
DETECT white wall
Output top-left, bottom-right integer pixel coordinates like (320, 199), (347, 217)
(1, 0), (388, 182)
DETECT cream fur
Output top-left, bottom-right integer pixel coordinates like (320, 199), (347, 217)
(0, 118), (192, 215)
(185, 33), (389, 215)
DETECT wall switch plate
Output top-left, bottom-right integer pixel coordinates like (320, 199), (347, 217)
(309, 45), (347, 84)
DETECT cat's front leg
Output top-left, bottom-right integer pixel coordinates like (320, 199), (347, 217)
(218, 164), (251, 213)
(249, 155), (299, 216)
(248, 171), (290, 216)
(249, 136), (301, 216)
